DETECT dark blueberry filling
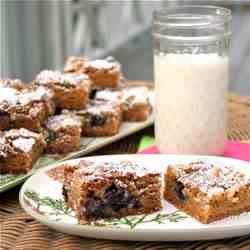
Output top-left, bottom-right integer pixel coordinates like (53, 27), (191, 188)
(89, 114), (106, 127)
(62, 185), (69, 203)
(89, 89), (98, 99)
(173, 181), (186, 203)
(46, 131), (57, 143)
(84, 183), (142, 219)
(0, 155), (6, 164)
(55, 107), (63, 115)
(0, 109), (7, 115)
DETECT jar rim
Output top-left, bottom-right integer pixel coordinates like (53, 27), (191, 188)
(153, 5), (232, 28)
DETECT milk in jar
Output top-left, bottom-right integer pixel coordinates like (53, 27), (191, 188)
(153, 6), (232, 155)
(155, 53), (229, 154)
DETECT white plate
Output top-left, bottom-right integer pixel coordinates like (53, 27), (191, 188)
(19, 154), (250, 241)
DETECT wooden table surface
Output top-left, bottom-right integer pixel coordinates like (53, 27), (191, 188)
(1, 94), (250, 250)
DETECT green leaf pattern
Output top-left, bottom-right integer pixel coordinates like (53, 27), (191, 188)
(24, 190), (188, 229)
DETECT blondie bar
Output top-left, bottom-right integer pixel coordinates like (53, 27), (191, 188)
(34, 70), (92, 109)
(64, 56), (121, 88)
(164, 162), (250, 223)
(63, 160), (161, 224)
(0, 85), (55, 132)
(0, 128), (46, 174)
(45, 114), (82, 154)
(121, 86), (153, 121)
(65, 100), (122, 136)
(84, 58), (121, 88)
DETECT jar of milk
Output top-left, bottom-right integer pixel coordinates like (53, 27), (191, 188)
(153, 6), (232, 155)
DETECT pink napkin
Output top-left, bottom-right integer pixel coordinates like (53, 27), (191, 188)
(140, 140), (250, 162)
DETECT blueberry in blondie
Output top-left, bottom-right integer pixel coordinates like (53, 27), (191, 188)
(64, 100), (122, 137)
(0, 84), (55, 132)
(45, 114), (82, 154)
(34, 70), (92, 110)
(63, 160), (162, 223)
(164, 161), (250, 223)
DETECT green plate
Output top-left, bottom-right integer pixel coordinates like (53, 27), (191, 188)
(0, 116), (154, 193)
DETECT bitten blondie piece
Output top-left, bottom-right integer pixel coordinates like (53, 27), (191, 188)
(45, 114), (82, 154)
(121, 87), (153, 121)
(34, 70), (91, 109)
(0, 85), (55, 131)
(164, 162), (250, 224)
(0, 128), (46, 174)
(65, 100), (122, 136)
(63, 160), (161, 224)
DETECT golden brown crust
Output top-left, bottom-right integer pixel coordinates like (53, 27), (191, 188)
(0, 84), (55, 132)
(164, 163), (250, 224)
(62, 160), (161, 224)
(0, 128), (46, 174)
(64, 100), (122, 137)
(85, 66), (120, 88)
(121, 86), (153, 121)
(34, 71), (92, 110)
(122, 102), (152, 122)
(82, 115), (121, 137)
(0, 113), (11, 130)
(46, 114), (82, 154)
(63, 57), (121, 88)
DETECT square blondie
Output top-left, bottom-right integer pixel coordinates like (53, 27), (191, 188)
(0, 128), (46, 174)
(65, 100), (122, 137)
(34, 70), (92, 110)
(84, 58), (121, 88)
(63, 160), (162, 224)
(45, 114), (82, 154)
(164, 162), (250, 224)
(64, 56), (121, 88)
(0, 85), (55, 132)
(121, 86), (153, 121)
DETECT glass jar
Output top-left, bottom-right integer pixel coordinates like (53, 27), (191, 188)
(153, 6), (232, 155)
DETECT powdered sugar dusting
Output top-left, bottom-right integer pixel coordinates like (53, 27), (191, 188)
(35, 70), (61, 85)
(35, 70), (89, 87)
(88, 59), (117, 70)
(19, 86), (53, 106)
(122, 87), (150, 105)
(176, 162), (250, 196)
(47, 114), (82, 131)
(87, 104), (116, 115)
(63, 73), (89, 82)
(12, 137), (35, 152)
(0, 85), (53, 109)
(71, 160), (159, 183)
(0, 86), (19, 104)
(95, 89), (122, 103)
(0, 128), (44, 156)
